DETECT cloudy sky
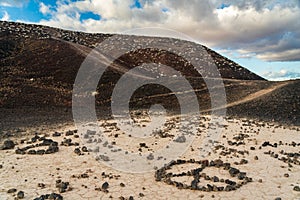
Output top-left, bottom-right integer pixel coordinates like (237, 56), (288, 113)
(1, 0), (300, 80)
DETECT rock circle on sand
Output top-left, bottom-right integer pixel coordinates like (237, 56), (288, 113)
(155, 159), (252, 192)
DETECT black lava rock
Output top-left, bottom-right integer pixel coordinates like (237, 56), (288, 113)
(1, 140), (15, 150)
(36, 149), (45, 155)
(56, 180), (69, 194)
(53, 132), (61, 137)
(229, 167), (240, 177)
(139, 193), (144, 197)
(238, 172), (246, 180)
(17, 191), (25, 199)
(34, 193), (63, 200)
(294, 186), (300, 192)
(74, 148), (81, 155)
(27, 149), (37, 155)
(46, 145), (59, 154)
(7, 188), (17, 193)
(120, 183), (125, 187)
(102, 182), (109, 190)
(212, 176), (219, 182)
(191, 179), (199, 190)
(81, 146), (88, 152)
(42, 139), (55, 146)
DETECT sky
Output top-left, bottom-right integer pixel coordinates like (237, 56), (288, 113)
(0, 0), (300, 81)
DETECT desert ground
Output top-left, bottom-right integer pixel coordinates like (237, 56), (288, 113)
(0, 113), (300, 200)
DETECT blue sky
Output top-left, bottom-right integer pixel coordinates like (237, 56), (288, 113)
(0, 0), (299, 81)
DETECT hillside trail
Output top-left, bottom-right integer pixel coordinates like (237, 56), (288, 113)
(132, 81), (289, 113)
(203, 81), (290, 112)
(51, 37), (154, 80)
(224, 81), (289, 108)
(51, 37), (290, 112)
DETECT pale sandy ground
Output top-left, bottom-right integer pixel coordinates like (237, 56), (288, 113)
(0, 116), (299, 200)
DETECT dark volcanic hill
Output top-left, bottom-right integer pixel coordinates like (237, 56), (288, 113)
(0, 21), (299, 130)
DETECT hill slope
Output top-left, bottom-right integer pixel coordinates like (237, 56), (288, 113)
(0, 21), (299, 130)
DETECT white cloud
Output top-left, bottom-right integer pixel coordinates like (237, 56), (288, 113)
(39, 2), (51, 15)
(218, 0), (300, 11)
(1, 11), (9, 21)
(37, 0), (300, 62)
(0, 0), (28, 7)
(262, 69), (300, 80)
(257, 49), (300, 62)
